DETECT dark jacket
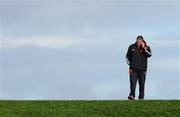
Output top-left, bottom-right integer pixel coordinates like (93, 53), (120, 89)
(126, 42), (152, 72)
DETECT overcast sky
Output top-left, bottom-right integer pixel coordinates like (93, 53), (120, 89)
(0, 0), (180, 100)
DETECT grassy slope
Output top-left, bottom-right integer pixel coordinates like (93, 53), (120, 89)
(0, 100), (180, 117)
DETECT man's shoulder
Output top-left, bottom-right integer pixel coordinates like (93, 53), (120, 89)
(129, 43), (135, 48)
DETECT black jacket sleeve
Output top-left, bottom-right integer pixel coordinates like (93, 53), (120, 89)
(143, 46), (152, 57)
(126, 45), (132, 65)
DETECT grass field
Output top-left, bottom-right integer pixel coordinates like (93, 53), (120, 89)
(0, 100), (180, 117)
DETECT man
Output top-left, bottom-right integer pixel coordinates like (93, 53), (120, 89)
(126, 35), (152, 100)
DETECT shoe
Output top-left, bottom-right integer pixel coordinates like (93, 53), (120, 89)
(128, 95), (135, 100)
(138, 97), (144, 100)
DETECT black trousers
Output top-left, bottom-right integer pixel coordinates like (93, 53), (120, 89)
(129, 70), (146, 99)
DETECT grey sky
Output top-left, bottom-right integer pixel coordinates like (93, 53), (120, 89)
(0, 0), (180, 99)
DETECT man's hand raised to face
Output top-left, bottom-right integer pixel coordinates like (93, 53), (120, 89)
(141, 42), (145, 48)
(141, 41), (148, 49)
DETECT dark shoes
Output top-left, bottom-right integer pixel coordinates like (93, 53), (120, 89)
(128, 95), (144, 100)
(138, 96), (144, 100)
(128, 95), (135, 100)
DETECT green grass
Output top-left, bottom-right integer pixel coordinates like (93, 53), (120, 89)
(0, 100), (180, 117)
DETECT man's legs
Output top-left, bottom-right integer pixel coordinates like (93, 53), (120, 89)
(138, 71), (146, 99)
(129, 70), (138, 99)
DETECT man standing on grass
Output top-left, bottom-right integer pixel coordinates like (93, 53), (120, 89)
(126, 35), (152, 100)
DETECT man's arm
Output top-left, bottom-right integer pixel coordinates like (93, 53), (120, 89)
(143, 46), (152, 57)
(126, 46), (132, 65)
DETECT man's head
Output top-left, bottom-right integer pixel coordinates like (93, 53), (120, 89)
(136, 35), (144, 47)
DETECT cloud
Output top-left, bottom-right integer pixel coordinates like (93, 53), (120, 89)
(150, 39), (180, 47)
(150, 57), (180, 72)
(2, 34), (180, 51)
(1, 36), (80, 48)
(1, 33), (130, 49)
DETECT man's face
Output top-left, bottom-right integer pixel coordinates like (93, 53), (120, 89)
(136, 39), (143, 47)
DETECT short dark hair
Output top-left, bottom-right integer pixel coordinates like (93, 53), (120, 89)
(136, 35), (143, 40)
